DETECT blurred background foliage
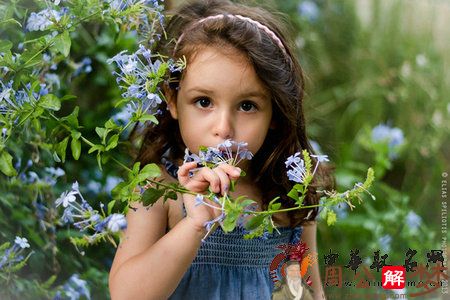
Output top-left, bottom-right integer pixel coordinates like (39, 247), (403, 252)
(265, 0), (449, 298)
(1, 0), (449, 299)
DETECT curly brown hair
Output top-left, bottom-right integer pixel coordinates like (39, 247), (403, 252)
(132, 0), (334, 227)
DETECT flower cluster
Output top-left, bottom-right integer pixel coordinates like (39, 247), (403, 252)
(184, 139), (253, 167)
(20, 166), (65, 186)
(371, 124), (405, 159)
(285, 151), (329, 183)
(55, 182), (127, 244)
(107, 45), (178, 119)
(26, 8), (65, 32)
(53, 274), (90, 300)
(0, 237), (32, 271)
(0, 80), (51, 118)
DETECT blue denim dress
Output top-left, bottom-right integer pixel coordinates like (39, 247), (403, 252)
(162, 155), (304, 299)
(168, 225), (303, 299)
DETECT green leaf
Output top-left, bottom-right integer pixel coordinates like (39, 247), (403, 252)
(141, 188), (164, 206)
(244, 215), (265, 231)
(53, 31), (71, 57)
(139, 163), (161, 179)
(295, 196), (304, 207)
(95, 127), (108, 143)
(88, 144), (104, 154)
(41, 275), (57, 289)
(105, 119), (119, 129)
(111, 182), (128, 200)
(287, 188), (299, 201)
(20, 48), (43, 68)
(164, 190), (177, 201)
(222, 212), (239, 232)
(71, 130), (81, 140)
(55, 136), (69, 163)
(0, 40), (13, 52)
(71, 138), (81, 160)
(271, 203), (281, 210)
(60, 94), (77, 102)
(0, 18), (21, 27)
(105, 134), (119, 151)
(61, 107), (79, 127)
(132, 162), (141, 176)
(52, 151), (61, 163)
(107, 200), (116, 215)
(0, 150), (17, 177)
(138, 114), (159, 124)
(39, 94), (61, 111)
(239, 199), (256, 208)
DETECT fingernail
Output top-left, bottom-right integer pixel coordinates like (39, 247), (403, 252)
(235, 167), (241, 175)
(224, 184), (229, 192)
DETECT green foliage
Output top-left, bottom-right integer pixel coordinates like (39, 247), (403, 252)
(1, 0), (446, 298)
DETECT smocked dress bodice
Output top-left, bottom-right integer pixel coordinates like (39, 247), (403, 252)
(162, 155), (303, 299)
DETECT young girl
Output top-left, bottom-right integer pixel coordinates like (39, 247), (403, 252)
(109, 0), (332, 299)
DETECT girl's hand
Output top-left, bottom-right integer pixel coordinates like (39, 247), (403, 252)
(177, 162), (241, 231)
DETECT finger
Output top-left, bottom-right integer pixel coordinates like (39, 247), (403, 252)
(177, 161), (200, 184)
(213, 167), (230, 195)
(194, 167), (221, 193)
(216, 163), (241, 180)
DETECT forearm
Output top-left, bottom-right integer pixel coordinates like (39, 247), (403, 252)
(310, 262), (326, 300)
(109, 217), (205, 300)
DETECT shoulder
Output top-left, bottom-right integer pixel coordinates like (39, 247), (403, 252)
(109, 164), (180, 278)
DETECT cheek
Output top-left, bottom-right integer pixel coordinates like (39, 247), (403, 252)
(245, 117), (272, 153)
(177, 112), (205, 151)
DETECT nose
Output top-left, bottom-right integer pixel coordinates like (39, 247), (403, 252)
(213, 110), (234, 140)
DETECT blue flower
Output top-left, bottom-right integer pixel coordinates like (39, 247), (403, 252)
(55, 190), (77, 208)
(106, 213), (127, 232)
(86, 180), (102, 194)
(379, 234), (392, 252)
(183, 140), (253, 168)
(45, 167), (65, 185)
(406, 211), (422, 232)
(371, 124), (405, 159)
(14, 236), (30, 249)
(194, 194), (204, 207)
(0, 80), (15, 114)
(73, 57), (93, 77)
(104, 176), (123, 195)
(311, 154), (329, 163)
(107, 45), (165, 115)
(298, 1), (320, 22)
(285, 152), (301, 168)
(285, 153), (307, 183)
(309, 140), (323, 155)
(334, 204), (348, 219)
(57, 273), (91, 300)
(203, 213), (225, 233)
(0, 236), (32, 270)
(26, 8), (62, 32)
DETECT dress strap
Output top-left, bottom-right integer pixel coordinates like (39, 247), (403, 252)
(161, 148), (179, 180)
(289, 226), (303, 244)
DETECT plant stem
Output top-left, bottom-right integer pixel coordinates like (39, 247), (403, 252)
(111, 156), (132, 173)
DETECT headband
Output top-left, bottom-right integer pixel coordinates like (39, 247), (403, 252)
(174, 13), (287, 56)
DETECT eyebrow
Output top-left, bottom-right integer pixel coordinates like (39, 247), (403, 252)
(185, 87), (269, 100)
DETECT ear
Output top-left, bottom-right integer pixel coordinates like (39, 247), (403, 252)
(162, 83), (178, 120)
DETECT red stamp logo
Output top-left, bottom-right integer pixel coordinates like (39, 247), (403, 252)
(382, 266), (406, 289)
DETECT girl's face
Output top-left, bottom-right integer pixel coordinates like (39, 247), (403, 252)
(168, 45), (273, 161)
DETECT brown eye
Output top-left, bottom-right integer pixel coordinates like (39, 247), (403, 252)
(240, 101), (257, 112)
(195, 97), (211, 108)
